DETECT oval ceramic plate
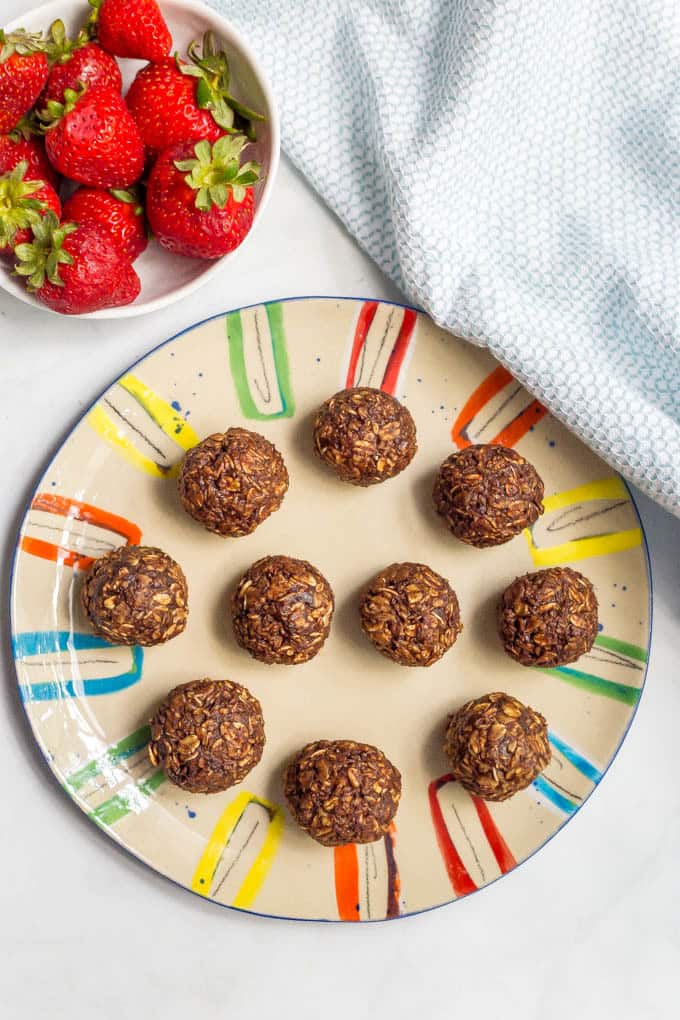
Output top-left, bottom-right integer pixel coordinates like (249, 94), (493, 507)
(10, 297), (651, 921)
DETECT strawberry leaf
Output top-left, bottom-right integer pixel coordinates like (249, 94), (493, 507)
(0, 28), (46, 63)
(212, 134), (247, 162)
(0, 161), (50, 247)
(195, 140), (213, 165)
(236, 169), (260, 186)
(45, 18), (89, 65)
(85, 0), (102, 39)
(195, 78), (212, 110)
(209, 183), (227, 208)
(38, 85), (86, 129)
(173, 135), (261, 210)
(194, 187), (211, 212)
(180, 31), (264, 140)
(110, 188), (135, 204)
(209, 99), (235, 132)
(174, 54), (202, 78)
(9, 112), (41, 140)
(13, 211), (77, 290)
(225, 95), (265, 123)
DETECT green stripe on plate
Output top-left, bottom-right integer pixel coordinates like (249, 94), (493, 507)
(67, 726), (151, 792)
(594, 634), (648, 662)
(91, 770), (166, 828)
(538, 666), (641, 705)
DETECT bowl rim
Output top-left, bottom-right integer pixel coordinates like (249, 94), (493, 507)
(2, 0), (281, 320)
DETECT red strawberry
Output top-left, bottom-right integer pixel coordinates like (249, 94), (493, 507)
(126, 59), (222, 159)
(94, 0), (171, 62)
(0, 160), (61, 255)
(0, 130), (57, 187)
(126, 32), (264, 159)
(43, 19), (122, 105)
(0, 30), (49, 133)
(146, 135), (259, 259)
(62, 186), (147, 261)
(14, 211), (140, 314)
(41, 85), (144, 188)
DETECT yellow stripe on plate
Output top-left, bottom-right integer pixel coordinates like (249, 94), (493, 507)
(118, 374), (199, 453)
(191, 791), (284, 909)
(541, 477), (629, 514)
(87, 373), (199, 479)
(524, 477), (642, 566)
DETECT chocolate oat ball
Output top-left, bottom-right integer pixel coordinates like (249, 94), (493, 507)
(81, 545), (188, 646)
(178, 428), (289, 537)
(359, 562), (462, 666)
(148, 678), (265, 793)
(312, 387), (417, 486)
(433, 444), (544, 547)
(284, 739), (402, 846)
(232, 555), (335, 665)
(498, 566), (598, 667)
(444, 692), (551, 801)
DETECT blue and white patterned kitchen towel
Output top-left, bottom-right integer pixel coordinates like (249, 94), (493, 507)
(212, 0), (680, 515)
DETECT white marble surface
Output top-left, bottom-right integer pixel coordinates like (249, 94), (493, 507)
(1, 3), (679, 1016)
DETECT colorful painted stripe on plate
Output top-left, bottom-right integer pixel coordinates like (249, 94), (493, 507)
(344, 301), (417, 395)
(191, 791), (284, 909)
(538, 634), (647, 705)
(20, 493), (141, 572)
(87, 372), (199, 479)
(68, 726), (151, 793)
(334, 823), (401, 921)
(523, 477), (642, 567)
(14, 630), (144, 702)
(63, 725), (164, 827)
(429, 775), (516, 897)
(533, 732), (603, 814)
(226, 302), (295, 419)
(452, 365), (547, 449)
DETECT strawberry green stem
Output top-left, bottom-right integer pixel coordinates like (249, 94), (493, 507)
(110, 187), (144, 217)
(44, 18), (91, 65)
(174, 136), (261, 211)
(14, 210), (77, 290)
(85, 0), (102, 40)
(179, 32), (265, 140)
(0, 28), (46, 63)
(0, 161), (47, 248)
(8, 113), (41, 141)
(38, 85), (87, 130)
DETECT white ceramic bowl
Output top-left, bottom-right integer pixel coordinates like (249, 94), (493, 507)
(2, 0), (280, 318)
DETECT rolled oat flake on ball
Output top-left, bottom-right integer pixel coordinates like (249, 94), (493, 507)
(433, 443), (544, 547)
(284, 739), (402, 846)
(312, 386), (417, 486)
(178, 428), (289, 537)
(498, 566), (599, 667)
(444, 691), (551, 801)
(148, 678), (265, 794)
(81, 545), (188, 646)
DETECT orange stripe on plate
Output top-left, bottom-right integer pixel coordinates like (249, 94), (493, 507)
(334, 843), (361, 921)
(451, 366), (546, 449)
(20, 493), (142, 570)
